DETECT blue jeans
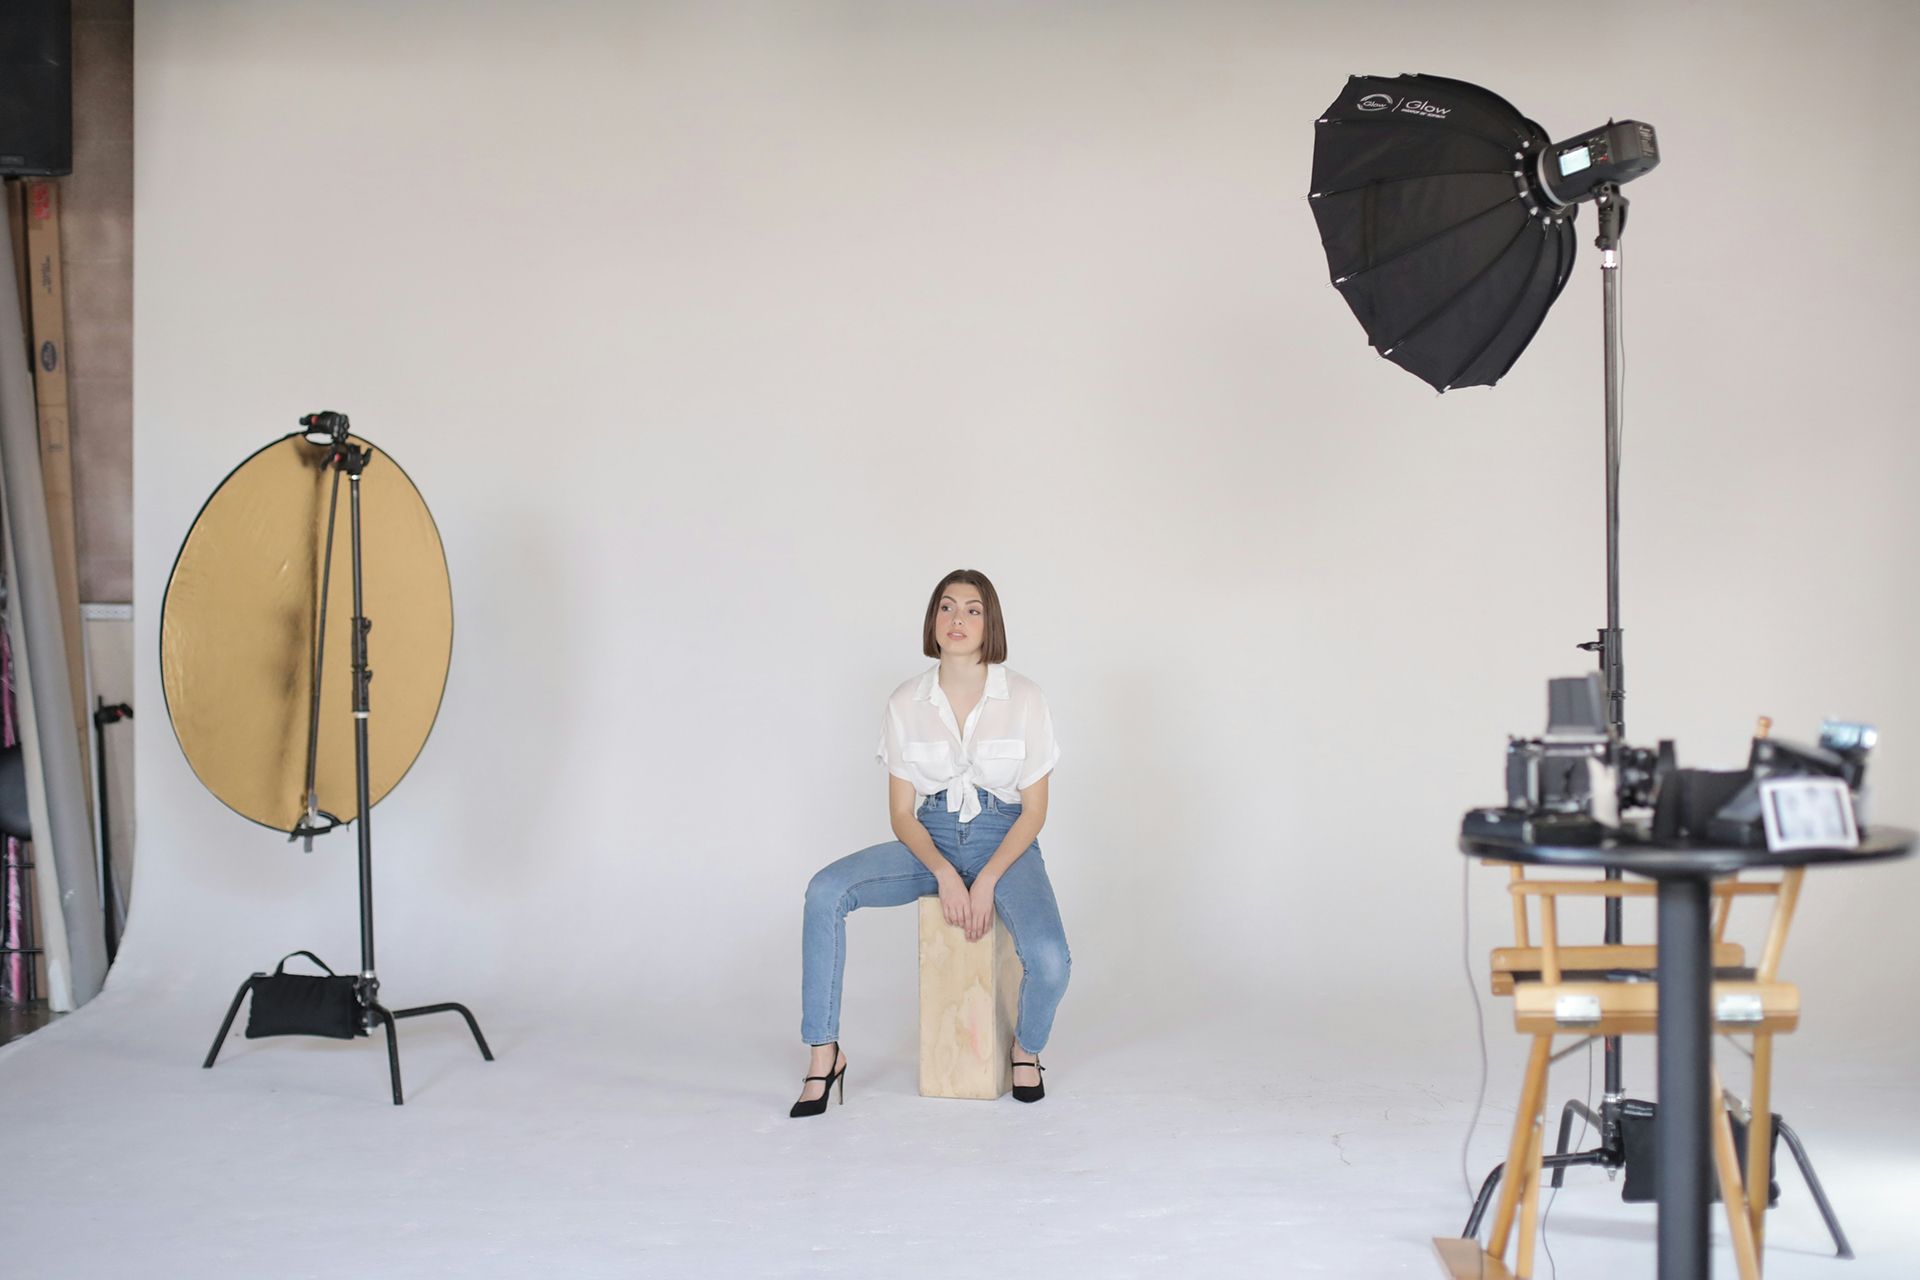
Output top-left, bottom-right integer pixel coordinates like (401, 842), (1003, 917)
(802, 788), (1070, 1051)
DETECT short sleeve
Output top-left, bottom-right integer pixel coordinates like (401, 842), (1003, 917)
(1017, 696), (1060, 790)
(877, 705), (913, 781)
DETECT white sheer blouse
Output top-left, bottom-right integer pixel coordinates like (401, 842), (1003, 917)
(876, 664), (1059, 823)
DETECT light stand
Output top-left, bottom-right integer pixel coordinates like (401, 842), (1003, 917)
(202, 416), (491, 1104)
(1458, 187), (1636, 1225)
(1459, 192), (1854, 1259)
(1577, 180), (1630, 1183)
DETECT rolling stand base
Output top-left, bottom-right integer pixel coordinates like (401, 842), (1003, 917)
(203, 973), (493, 1106)
(1461, 1096), (1852, 1259)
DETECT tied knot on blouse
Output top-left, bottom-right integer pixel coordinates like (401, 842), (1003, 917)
(877, 664), (1060, 823)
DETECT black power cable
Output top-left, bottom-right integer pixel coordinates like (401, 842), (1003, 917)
(1461, 857), (1490, 1207)
(1540, 1039), (1595, 1279)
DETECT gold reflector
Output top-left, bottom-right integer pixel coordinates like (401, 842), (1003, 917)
(161, 434), (452, 834)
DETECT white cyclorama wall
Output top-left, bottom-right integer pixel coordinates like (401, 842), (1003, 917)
(128, 1), (1920, 1058)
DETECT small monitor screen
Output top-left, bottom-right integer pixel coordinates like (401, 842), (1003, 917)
(1558, 146), (1592, 177)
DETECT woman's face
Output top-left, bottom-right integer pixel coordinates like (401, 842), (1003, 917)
(933, 583), (986, 661)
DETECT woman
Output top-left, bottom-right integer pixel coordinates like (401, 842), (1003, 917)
(793, 569), (1069, 1116)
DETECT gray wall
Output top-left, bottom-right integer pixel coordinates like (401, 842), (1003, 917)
(68, 0), (133, 605)
(125, 2), (1920, 1057)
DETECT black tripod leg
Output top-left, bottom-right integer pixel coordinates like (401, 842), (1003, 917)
(371, 1005), (404, 1105)
(1550, 1100), (1605, 1189)
(391, 1002), (494, 1061)
(1464, 1163), (1505, 1238)
(1464, 1150), (1609, 1239)
(1776, 1117), (1853, 1259)
(203, 976), (260, 1069)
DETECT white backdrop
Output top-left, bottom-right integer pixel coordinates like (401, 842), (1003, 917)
(124, 0), (1920, 1065)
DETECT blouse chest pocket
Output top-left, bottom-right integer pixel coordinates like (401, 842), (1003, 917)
(972, 738), (1027, 791)
(900, 740), (955, 778)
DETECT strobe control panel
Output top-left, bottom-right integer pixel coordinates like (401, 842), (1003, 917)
(1539, 120), (1660, 206)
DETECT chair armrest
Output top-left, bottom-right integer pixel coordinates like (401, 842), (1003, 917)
(1488, 943), (1748, 995)
(1511, 980), (1799, 1036)
(1509, 881), (1776, 900)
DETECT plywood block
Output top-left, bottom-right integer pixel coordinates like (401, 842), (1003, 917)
(21, 179), (91, 792)
(918, 896), (1021, 1100)
(1432, 1237), (1515, 1279)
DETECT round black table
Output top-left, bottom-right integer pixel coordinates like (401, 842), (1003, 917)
(1459, 822), (1915, 1278)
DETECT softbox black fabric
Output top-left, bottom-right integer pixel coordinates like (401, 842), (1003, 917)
(1310, 73), (1577, 391)
(244, 951), (360, 1040)
(0, 744), (31, 840)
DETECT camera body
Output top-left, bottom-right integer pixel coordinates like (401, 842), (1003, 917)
(1468, 675), (1877, 849)
(1489, 674), (1644, 843)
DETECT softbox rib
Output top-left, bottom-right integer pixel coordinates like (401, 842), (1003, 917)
(1333, 192), (1516, 286)
(1378, 217), (1533, 355)
(1441, 223), (1551, 388)
(1446, 220), (1574, 388)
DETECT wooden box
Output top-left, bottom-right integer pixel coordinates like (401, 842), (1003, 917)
(917, 896), (1021, 1100)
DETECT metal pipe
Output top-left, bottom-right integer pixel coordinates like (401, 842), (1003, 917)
(91, 698), (121, 962)
(349, 463), (376, 1000)
(301, 465), (343, 848)
(1598, 184), (1627, 740)
(1597, 184), (1630, 1127)
(0, 233), (103, 1004)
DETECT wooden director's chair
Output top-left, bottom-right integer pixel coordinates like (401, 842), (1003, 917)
(1438, 859), (1814, 1280)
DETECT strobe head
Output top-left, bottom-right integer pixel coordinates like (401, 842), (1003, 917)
(299, 410), (352, 448)
(1537, 120), (1660, 208)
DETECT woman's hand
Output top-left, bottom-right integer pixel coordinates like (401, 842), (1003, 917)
(937, 869), (971, 930)
(965, 874), (998, 942)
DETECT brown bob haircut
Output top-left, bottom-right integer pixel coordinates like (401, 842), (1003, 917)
(921, 569), (1007, 664)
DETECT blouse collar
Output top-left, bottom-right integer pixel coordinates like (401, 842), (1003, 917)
(917, 662), (1009, 704)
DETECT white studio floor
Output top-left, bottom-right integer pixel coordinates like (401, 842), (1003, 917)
(3, 986), (1917, 1279)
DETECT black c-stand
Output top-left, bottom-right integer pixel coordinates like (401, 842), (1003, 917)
(1459, 191), (1853, 1259)
(1458, 182), (1641, 1224)
(202, 413), (492, 1104)
(1567, 179), (1633, 1193)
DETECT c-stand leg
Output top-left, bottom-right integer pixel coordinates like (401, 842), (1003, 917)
(202, 973), (262, 1069)
(392, 1001), (495, 1060)
(1775, 1117), (1853, 1259)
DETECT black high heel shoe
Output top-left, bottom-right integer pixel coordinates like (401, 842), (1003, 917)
(789, 1043), (847, 1118)
(1010, 1053), (1046, 1103)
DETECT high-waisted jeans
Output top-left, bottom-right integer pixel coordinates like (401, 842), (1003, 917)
(801, 788), (1070, 1051)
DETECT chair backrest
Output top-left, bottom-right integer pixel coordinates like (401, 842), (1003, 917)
(1487, 859), (1806, 1034)
(1482, 859), (1797, 990)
